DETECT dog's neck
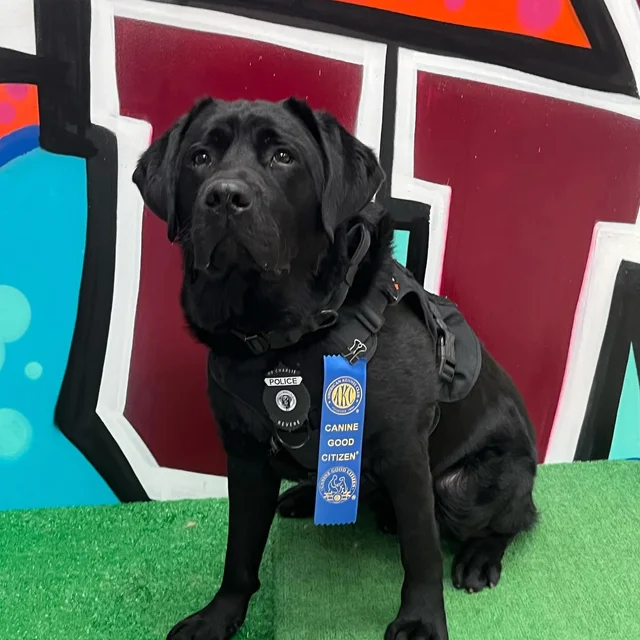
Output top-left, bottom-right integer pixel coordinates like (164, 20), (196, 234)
(180, 211), (393, 355)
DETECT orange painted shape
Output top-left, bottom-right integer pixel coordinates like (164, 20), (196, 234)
(0, 84), (40, 139)
(335, 0), (591, 48)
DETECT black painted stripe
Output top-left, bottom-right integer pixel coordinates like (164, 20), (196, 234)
(575, 260), (640, 461)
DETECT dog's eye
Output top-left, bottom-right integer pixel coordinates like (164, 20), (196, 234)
(192, 150), (211, 167)
(272, 150), (293, 165)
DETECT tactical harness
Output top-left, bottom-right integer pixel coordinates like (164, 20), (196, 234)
(207, 224), (482, 473)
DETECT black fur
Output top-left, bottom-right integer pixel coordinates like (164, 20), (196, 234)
(133, 97), (537, 640)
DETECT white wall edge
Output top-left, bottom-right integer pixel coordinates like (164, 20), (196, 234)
(407, 49), (640, 122)
(546, 220), (640, 462)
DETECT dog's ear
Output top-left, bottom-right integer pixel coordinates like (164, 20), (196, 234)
(133, 97), (215, 242)
(284, 97), (385, 240)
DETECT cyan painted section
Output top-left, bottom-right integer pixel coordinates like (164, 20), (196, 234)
(393, 229), (410, 266)
(0, 148), (118, 509)
(609, 347), (640, 461)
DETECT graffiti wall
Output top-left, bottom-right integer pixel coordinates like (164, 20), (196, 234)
(1, 0), (639, 509)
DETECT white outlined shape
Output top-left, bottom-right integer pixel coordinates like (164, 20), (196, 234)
(92, 0), (386, 499)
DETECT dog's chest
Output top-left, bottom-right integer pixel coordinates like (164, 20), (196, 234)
(208, 346), (329, 472)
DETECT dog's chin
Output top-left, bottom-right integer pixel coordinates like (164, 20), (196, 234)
(192, 234), (287, 278)
(208, 237), (246, 271)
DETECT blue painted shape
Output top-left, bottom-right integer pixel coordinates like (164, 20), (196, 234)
(0, 148), (118, 509)
(0, 408), (32, 460)
(609, 347), (640, 461)
(24, 361), (43, 380)
(0, 126), (40, 169)
(0, 284), (32, 342)
(393, 229), (410, 266)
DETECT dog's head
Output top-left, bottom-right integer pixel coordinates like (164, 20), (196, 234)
(133, 98), (384, 276)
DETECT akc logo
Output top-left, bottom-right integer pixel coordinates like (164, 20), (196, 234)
(324, 376), (363, 415)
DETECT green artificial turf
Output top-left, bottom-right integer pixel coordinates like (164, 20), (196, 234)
(1, 461), (639, 639)
(272, 461), (640, 639)
(0, 500), (273, 640)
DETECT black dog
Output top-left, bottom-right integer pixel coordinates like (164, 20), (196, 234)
(133, 97), (537, 640)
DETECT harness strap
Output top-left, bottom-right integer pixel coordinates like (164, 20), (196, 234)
(232, 309), (339, 356)
(429, 299), (456, 384)
(335, 263), (457, 387)
(338, 283), (391, 364)
(232, 224), (371, 356)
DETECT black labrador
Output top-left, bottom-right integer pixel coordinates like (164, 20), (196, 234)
(133, 97), (537, 640)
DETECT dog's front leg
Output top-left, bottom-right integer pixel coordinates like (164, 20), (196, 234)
(380, 447), (448, 640)
(167, 453), (280, 640)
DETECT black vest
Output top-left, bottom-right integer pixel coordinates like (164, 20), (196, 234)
(207, 256), (482, 475)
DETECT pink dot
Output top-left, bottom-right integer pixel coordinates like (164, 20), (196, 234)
(445, 0), (466, 9)
(518, 0), (562, 34)
(0, 101), (16, 125)
(5, 84), (29, 100)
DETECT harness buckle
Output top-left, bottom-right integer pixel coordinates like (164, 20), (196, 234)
(240, 333), (270, 355)
(315, 309), (339, 330)
(437, 332), (456, 383)
(343, 338), (368, 364)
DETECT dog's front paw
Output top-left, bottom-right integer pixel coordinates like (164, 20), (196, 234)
(167, 593), (248, 640)
(384, 613), (448, 640)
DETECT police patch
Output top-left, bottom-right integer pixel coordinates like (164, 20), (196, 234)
(263, 364), (310, 432)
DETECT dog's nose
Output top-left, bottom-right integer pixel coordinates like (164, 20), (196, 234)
(204, 179), (253, 214)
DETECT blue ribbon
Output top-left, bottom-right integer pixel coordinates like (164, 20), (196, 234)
(314, 356), (367, 525)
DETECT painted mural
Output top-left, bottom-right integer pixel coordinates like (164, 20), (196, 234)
(0, 0), (639, 509)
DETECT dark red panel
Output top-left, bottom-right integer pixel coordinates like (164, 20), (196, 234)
(115, 18), (363, 475)
(415, 73), (640, 459)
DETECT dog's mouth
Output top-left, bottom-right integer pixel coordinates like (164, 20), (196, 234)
(191, 228), (289, 276)
(209, 236), (247, 270)
(192, 232), (244, 272)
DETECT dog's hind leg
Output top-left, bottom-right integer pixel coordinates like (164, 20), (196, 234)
(435, 448), (537, 594)
(451, 533), (514, 592)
